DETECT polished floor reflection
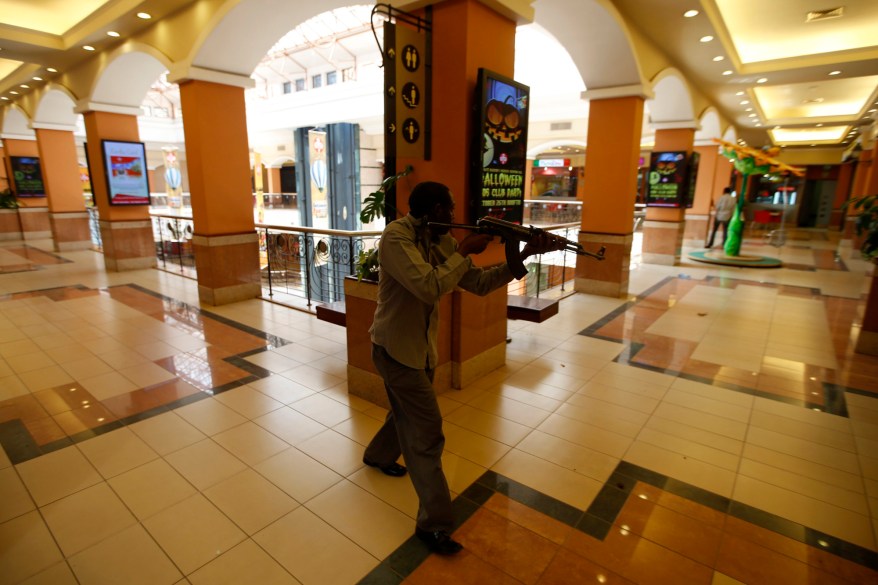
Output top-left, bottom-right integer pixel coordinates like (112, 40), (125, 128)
(0, 230), (876, 584)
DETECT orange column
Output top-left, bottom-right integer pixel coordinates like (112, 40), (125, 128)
(34, 127), (91, 250)
(81, 110), (156, 271)
(865, 140), (878, 196)
(387, 0), (518, 388)
(642, 127), (695, 265)
(0, 143), (22, 240)
(178, 79), (260, 306)
(2, 138), (51, 240)
(576, 94), (645, 297)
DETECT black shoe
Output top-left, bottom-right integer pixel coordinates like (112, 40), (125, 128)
(363, 458), (407, 477)
(415, 528), (463, 555)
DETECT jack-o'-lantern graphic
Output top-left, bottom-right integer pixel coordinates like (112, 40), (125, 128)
(655, 160), (677, 175)
(485, 96), (523, 144)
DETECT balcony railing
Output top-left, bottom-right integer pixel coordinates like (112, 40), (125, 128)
(147, 211), (581, 312)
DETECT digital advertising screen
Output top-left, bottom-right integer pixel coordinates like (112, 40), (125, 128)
(9, 156), (46, 197)
(472, 68), (530, 223)
(646, 151), (689, 208)
(101, 140), (151, 206)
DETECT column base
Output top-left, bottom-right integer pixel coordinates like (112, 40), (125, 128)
(19, 207), (51, 240)
(642, 219), (685, 265)
(51, 212), (92, 252)
(453, 342), (505, 389)
(100, 219), (158, 272)
(192, 232), (261, 306)
(575, 232), (631, 298)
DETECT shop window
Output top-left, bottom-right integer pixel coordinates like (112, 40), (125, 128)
(282, 81), (292, 94)
(342, 67), (356, 82)
(295, 78), (305, 92)
(326, 71), (337, 86)
(312, 74), (322, 89)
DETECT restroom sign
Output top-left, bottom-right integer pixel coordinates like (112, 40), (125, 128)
(384, 21), (430, 160)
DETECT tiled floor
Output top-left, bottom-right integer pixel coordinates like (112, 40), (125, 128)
(1, 229), (877, 584)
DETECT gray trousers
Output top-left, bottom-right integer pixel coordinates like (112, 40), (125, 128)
(364, 344), (453, 532)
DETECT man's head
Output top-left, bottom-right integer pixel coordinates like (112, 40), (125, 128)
(723, 187), (733, 195)
(409, 181), (455, 233)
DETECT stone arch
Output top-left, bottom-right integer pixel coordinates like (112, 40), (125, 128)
(527, 139), (586, 158)
(648, 69), (695, 126)
(89, 43), (173, 109)
(186, 0), (359, 78)
(268, 156), (295, 169)
(696, 108), (723, 144)
(33, 86), (80, 128)
(531, 0), (644, 91)
(0, 106), (35, 138)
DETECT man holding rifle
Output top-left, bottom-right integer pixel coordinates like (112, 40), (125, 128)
(361, 180), (565, 555)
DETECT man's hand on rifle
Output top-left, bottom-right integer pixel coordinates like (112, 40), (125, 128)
(521, 231), (567, 259)
(458, 233), (494, 257)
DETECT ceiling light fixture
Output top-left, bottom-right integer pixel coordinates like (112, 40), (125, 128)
(748, 113), (757, 117)
(47, 67), (57, 73)
(32, 76), (42, 81)
(10, 90), (19, 95)
(816, 123), (823, 127)
(828, 70), (841, 75)
(736, 91), (745, 96)
(107, 31), (120, 37)
(19, 84), (29, 89)
(745, 108), (753, 112)
(713, 56), (724, 62)
(740, 100), (750, 105)
(0, 97), (8, 101)
(137, 12), (152, 19)
(83, 45), (95, 51)
(700, 35), (714, 43)
(684, 10), (699, 17)
(722, 70), (732, 76)
(756, 78), (768, 83)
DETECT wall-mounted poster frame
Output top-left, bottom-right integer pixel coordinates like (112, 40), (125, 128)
(101, 139), (151, 206)
(471, 68), (530, 224)
(9, 156), (46, 197)
(646, 151), (690, 208)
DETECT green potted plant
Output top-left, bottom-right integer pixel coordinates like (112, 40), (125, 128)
(845, 194), (878, 259)
(355, 165), (412, 280)
(0, 187), (21, 209)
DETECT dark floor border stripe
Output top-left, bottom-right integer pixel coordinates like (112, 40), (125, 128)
(358, 461), (877, 584)
(578, 274), (856, 416)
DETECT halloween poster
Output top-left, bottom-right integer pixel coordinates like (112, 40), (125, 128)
(646, 151), (689, 207)
(474, 69), (529, 223)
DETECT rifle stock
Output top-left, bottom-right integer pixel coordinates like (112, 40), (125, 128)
(428, 216), (605, 281)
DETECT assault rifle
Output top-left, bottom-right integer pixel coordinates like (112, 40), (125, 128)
(428, 216), (605, 280)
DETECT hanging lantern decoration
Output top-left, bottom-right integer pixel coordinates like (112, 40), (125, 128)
(311, 159), (327, 193)
(164, 167), (181, 190)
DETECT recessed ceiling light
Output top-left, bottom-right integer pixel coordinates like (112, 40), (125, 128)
(0, 97), (8, 101)
(816, 123), (823, 127)
(740, 100), (750, 105)
(83, 45), (95, 51)
(745, 108), (753, 112)
(735, 91), (745, 96)
(829, 70), (840, 75)
(713, 56), (724, 62)
(756, 78), (768, 83)
(748, 113), (757, 117)
(32, 76), (42, 81)
(755, 123), (762, 127)
(722, 70), (733, 76)
(684, 10), (699, 17)
(107, 31), (120, 37)
(20, 84), (29, 88)
(137, 12), (151, 19)
(47, 67), (58, 72)
(10, 90), (19, 95)
(869, 109), (877, 113)
(700, 35), (714, 43)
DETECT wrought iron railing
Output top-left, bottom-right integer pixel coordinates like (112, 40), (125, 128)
(257, 223), (381, 308)
(146, 211), (580, 310)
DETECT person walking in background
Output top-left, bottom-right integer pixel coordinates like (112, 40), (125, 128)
(706, 186), (735, 248)
(362, 181), (563, 555)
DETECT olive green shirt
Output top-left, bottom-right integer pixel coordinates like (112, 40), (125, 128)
(370, 214), (514, 369)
